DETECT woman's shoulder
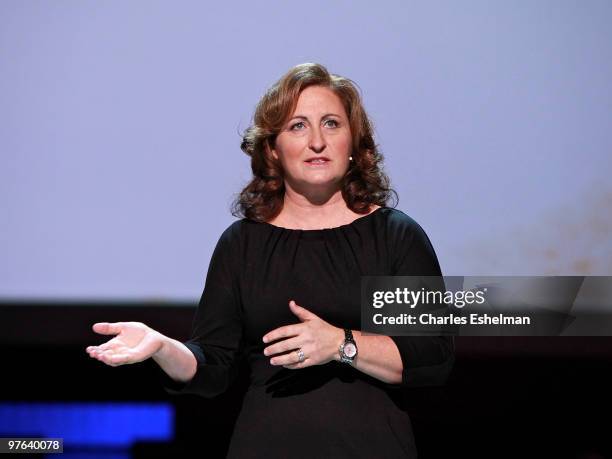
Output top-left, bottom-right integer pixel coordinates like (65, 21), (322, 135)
(379, 208), (442, 275)
(377, 206), (428, 235)
(216, 216), (270, 244)
(377, 207), (439, 254)
(209, 220), (245, 255)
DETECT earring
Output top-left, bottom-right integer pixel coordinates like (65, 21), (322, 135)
(349, 156), (353, 161)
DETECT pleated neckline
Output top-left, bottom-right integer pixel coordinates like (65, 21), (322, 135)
(255, 206), (386, 240)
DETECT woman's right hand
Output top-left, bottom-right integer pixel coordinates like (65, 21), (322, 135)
(86, 322), (165, 367)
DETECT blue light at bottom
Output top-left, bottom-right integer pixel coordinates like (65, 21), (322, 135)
(0, 402), (174, 449)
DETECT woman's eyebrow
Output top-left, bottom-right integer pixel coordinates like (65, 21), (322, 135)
(289, 113), (341, 121)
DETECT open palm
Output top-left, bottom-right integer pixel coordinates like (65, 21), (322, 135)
(86, 321), (163, 367)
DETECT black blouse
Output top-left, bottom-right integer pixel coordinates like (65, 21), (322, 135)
(160, 206), (454, 458)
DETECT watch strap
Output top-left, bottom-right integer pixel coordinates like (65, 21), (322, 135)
(339, 328), (357, 364)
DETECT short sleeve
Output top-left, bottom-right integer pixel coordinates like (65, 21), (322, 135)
(384, 211), (455, 388)
(157, 221), (245, 398)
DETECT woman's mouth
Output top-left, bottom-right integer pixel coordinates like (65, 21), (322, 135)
(304, 158), (331, 166)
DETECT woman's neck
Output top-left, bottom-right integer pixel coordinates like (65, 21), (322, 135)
(268, 190), (378, 230)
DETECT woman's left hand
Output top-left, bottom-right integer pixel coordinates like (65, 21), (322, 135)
(262, 300), (344, 369)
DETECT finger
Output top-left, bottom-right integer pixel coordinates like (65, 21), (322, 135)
(87, 343), (115, 357)
(90, 351), (107, 362)
(86, 345), (101, 354)
(97, 351), (128, 367)
(289, 300), (317, 321)
(92, 322), (123, 336)
(91, 350), (106, 362)
(107, 353), (132, 365)
(86, 345), (109, 353)
(262, 324), (300, 344)
(87, 349), (101, 359)
(97, 341), (119, 352)
(263, 336), (301, 357)
(283, 361), (308, 370)
(96, 352), (115, 366)
(270, 350), (309, 367)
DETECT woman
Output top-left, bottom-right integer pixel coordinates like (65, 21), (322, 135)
(87, 63), (455, 458)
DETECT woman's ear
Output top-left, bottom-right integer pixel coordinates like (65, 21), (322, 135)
(265, 139), (279, 161)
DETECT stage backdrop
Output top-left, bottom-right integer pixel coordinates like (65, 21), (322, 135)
(1, 0), (611, 302)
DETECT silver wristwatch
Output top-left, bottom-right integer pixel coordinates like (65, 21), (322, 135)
(338, 328), (358, 365)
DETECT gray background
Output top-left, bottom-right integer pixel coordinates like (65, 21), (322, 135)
(2, 0), (611, 302)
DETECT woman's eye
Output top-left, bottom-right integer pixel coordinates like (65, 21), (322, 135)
(290, 119), (338, 130)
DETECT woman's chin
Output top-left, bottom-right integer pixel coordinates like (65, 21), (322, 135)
(288, 176), (343, 193)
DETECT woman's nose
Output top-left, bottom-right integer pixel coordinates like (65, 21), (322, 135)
(309, 127), (326, 152)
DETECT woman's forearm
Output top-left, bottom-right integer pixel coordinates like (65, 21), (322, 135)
(152, 335), (198, 383)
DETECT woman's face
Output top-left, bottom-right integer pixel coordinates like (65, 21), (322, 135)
(270, 85), (352, 194)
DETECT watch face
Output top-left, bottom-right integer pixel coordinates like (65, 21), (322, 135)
(344, 342), (357, 358)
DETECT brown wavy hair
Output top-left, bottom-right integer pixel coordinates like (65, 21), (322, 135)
(231, 62), (397, 223)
